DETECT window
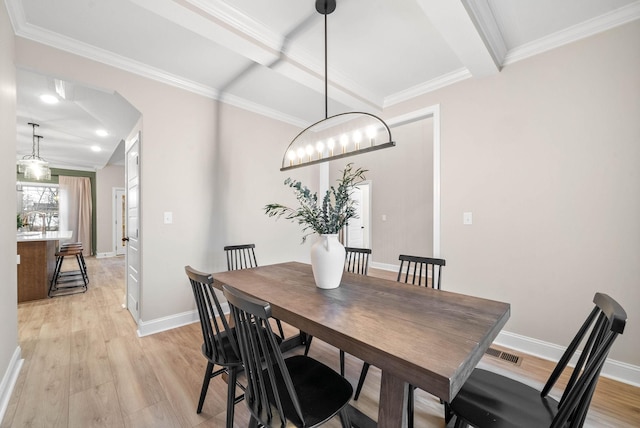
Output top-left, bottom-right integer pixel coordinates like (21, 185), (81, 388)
(18, 183), (59, 231)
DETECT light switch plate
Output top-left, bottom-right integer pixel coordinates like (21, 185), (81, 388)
(463, 212), (473, 225)
(164, 211), (173, 224)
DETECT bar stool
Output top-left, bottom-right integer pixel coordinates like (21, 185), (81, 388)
(48, 242), (89, 297)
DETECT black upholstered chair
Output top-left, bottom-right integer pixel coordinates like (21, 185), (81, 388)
(304, 247), (373, 376)
(449, 292), (627, 428)
(353, 254), (446, 428)
(224, 244), (285, 339)
(185, 266), (245, 428)
(223, 284), (353, 428)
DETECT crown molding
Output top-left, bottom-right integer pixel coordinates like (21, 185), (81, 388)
(503, 1), (640, 65)
(9, 4), (308, 127)
(383, 68), (471, 108)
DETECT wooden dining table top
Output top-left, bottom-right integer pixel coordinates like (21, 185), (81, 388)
(213, 262), (510, 428)
(213, 262), (510, 403)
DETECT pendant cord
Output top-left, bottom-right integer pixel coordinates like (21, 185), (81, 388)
(324, 13), (328, 120)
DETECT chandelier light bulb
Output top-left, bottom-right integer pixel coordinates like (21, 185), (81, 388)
(297, 147), (305, 163)
(306, 144), (314, 161)
(316, 141), (325, 159)
(353, 130), (362, 149)
(366, 125), (377, 146)
(340, 134), (349, 153)
(287, 150), (297, 166)
(327, 138), (336, 156)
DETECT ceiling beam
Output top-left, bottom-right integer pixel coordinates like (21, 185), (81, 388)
(416, 0), (503, 77)
(130, 0), (380, 112)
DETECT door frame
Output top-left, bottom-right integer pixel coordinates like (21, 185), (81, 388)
(125, 131), (141, 325)
(113, 187), (126, 256)
(385, 104), (441, 257)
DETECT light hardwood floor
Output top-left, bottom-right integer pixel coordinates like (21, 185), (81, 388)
(2, 257), (639, 427)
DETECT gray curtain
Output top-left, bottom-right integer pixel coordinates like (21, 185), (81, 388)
(59, 176), (92, 256)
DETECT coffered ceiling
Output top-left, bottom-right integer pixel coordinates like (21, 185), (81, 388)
(7, 0), (640, 170)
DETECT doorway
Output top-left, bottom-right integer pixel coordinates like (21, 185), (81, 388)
(329, 105), (440, 266)
(346, 182), (371, 248)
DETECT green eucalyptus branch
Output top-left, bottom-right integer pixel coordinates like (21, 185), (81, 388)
(264, 163), (367, 242)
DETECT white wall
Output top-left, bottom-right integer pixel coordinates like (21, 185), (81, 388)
(14, 37), (307, 326)
(96, 165), (125, 255)
(0, 1), (19, 419)
(384, 21), (640, 367)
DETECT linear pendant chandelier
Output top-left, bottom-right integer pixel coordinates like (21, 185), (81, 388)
(280, 0), (394, 171)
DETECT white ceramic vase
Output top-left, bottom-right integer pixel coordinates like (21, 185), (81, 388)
(310, 234), (345, 289)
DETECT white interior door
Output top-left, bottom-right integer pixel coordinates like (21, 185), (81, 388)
(347, 182), (371, 248)
(114, 188), (126, 256)
(125, 133), (140, 323)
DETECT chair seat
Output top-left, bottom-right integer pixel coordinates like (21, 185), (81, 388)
(261, 355), (353, 427)
(201, 331), (243, 366)
(450, 369), (559, 428)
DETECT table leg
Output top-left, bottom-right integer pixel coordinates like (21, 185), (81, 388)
(378, 370), (409, 428)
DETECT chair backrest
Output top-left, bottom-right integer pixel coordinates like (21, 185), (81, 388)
(397, 254), (446, 289)
(542, 292), (626, 428)
(185, 265), (240, 364)
(344, 247), (372, 275)
(223, 284), (306, 427)
(224, 244), (258, 271)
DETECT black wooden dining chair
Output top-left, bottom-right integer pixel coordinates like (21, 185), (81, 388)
(224, 244), (285, 339)
(353, 254), (446, 428)
(397, 254), (446, 288)
(185, 266), (245, 428)
(344, 246), (372, 275)
(304, 247), (373, 376)
(223, 284), (353, 428)
(224, 243), (258, 270)
(449, 292), (627, 428)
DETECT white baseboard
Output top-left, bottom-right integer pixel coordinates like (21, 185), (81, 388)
(0, 347), (23, 424)
(495, 330), (640, 387)
(370, 261), (398, 272)
(136, 303), (230, 337)
(95, 252), (119, 259)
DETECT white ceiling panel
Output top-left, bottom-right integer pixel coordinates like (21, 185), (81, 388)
(8, 0), (639, 170)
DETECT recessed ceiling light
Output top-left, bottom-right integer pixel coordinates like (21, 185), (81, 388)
(96, 129), (109, 137)
(40, 94), (59, 104)
(91, 146), (102, 152)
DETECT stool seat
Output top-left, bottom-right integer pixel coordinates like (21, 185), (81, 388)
(49, 243), (89, 297)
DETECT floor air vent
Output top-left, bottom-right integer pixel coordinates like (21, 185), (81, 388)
(485, 347), (522, 366)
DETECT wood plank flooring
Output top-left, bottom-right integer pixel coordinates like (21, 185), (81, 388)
(2, 257), (639, 427)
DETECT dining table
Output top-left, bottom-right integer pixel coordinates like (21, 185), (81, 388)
(213, 261), (510, 428)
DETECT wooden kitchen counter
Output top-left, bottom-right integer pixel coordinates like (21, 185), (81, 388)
(17, 231), (72, 303)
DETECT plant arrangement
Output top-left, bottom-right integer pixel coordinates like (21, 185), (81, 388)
(265, 163), (367, 242)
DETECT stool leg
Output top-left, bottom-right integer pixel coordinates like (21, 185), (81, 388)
(49, 255), (64, 297)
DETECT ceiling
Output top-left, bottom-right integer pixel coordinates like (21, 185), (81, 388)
(8, 0), (640, 171)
